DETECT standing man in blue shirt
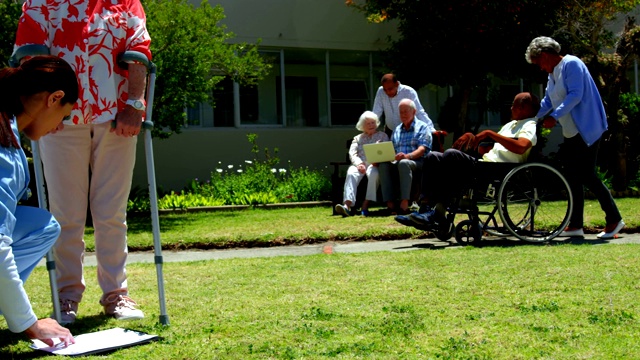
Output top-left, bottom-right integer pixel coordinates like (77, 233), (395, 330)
(372, 74), (436, 136)
(379, 99), (432, 214)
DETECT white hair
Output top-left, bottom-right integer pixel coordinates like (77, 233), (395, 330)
(525, 36), (561, 64)
(398, 98), (416, 110)
(355, 111), (380, 131)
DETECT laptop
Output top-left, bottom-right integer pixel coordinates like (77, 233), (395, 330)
(363, 141), (396, 163)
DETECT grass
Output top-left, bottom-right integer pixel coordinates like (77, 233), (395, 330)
(2, 244), (640, 358)
(83, 198), (639, 252)
(1, 198), (638, 358)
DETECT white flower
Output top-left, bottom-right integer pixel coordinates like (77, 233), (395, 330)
(271, 168), (277, 173)
(237, 169), (243, 173)
(216, 169), (223, 173)
(245, 160), (253, 164)
(279, 168), (286, 173)
(228, 165), (234, 169)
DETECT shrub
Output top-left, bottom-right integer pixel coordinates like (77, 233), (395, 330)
(128, 133), (331, 210)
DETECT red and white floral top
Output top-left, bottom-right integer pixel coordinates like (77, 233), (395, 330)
(15, 0), (152, 125)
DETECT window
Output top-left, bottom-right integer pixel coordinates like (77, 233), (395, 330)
(330, 79), (369, 126)
(276, 76), (319, 127)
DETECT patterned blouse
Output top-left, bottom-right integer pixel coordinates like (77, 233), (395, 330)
(15, 0), (152, 125)
(349, 131), (389, 167)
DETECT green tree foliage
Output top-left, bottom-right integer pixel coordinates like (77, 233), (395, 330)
(347, 0), (563, 135)
(0, 0), (21, 66)
(143, 0), (271, 138)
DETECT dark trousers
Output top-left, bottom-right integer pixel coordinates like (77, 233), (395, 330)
(560, 136), (621, 228)
(421, 149), (476, 206)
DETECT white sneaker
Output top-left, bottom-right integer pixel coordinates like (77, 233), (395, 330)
(100, 294), (144, 321)
(559, 227), (584, 237)
(597, 220), (625, 239)
(57, 299), (79, 325)
(335, 204), (350, 217)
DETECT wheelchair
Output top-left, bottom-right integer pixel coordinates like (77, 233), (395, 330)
(428, 159), (573, 245)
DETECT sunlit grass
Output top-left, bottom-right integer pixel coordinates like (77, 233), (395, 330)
(3, 244), (640, 358)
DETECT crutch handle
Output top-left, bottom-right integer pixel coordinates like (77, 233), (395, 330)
(9, 44), (50, 67)
(118, 51), (151, 70)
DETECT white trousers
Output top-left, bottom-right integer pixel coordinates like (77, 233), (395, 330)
(343, 164), (379, 204)
(39, 123), (137, 303)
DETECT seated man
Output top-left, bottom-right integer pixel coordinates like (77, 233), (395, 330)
(379, 98), (432, 214)
(395, 92), (540, 228)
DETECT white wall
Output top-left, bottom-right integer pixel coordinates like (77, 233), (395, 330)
(210, 0), (398, 50)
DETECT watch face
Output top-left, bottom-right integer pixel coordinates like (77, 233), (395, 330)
(128, 100), (145, 110)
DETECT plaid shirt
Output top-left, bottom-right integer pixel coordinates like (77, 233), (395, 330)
(392, 119), (431, 158)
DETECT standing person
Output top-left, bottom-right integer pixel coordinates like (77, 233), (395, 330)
(372, 73), (436, 136)
(335, 111), (389, 217)
(14, 0), (152, 324)
(0, 56), (77, 346)
(379, 99), (431, 214)
(525, 36), (624, 239)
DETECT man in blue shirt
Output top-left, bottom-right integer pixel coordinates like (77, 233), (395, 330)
(379, 99), (432, 214)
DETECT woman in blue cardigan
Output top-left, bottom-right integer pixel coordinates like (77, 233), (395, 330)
(525, 36), (624, 239)
(0, 56), (78, 346)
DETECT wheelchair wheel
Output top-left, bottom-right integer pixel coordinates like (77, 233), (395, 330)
(455, 220), (482, 246)
(435, 220), (454, 241)
(497, 163), (572, 243)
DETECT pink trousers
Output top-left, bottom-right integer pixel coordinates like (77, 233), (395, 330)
(39, 122), (137, 303)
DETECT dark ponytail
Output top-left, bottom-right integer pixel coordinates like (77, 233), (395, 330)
(0, 56), (79, 148)
(0, 67), (22, 148)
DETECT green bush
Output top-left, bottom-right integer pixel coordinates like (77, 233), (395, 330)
(127, 133), (331, 211)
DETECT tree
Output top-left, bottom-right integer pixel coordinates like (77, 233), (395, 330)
(143, 0), (271, 138)
(347, 0), (563, 136)
(0, 0), (21, 66)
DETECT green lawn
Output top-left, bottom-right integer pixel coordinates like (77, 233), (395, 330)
(1, 198), (639, 358)
(90, 198), (639, 252)
(2, 244), (640, 359)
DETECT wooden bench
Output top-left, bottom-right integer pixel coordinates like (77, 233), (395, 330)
(330, 131), (448, 215)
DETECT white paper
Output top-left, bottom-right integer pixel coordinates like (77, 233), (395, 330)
(31, 327), (158, 356)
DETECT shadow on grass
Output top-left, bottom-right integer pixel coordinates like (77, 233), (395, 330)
(398, 235), (613, 250)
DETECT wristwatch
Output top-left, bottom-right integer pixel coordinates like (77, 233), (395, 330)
(126, 99), (146, 111)
(408, 153), (413, 160)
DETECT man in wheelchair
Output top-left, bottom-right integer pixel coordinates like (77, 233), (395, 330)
(395, 92), (540, 230)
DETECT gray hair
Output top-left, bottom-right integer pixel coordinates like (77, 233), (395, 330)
(398, 98), (416, 110)
(525, 36), (561, 64)
(355, 110), (380, 131)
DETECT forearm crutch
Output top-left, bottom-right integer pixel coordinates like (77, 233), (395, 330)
(10, 44), (62, 323)
(119, 51), (169, 326)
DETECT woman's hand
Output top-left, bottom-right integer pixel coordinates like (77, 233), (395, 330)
(24, 318), (75, 347)
(356, 163), (366, 174)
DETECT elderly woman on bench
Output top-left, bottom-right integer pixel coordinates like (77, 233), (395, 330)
(335, 111), (389, 216)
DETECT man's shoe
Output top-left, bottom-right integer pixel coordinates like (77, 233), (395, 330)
(409, 209), (440, 226)
(597, 220), (625, 239)
(101, 294), (145, 321)
(57, 299), (78, 325)
(559, 227), (584, 237)
(335, 204), (350, 217)
(394, 214), (416, 227)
